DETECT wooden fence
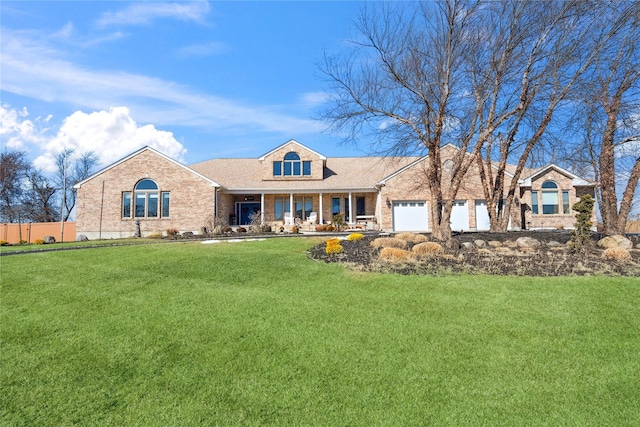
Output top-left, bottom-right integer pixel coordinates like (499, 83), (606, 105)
(1, 222), (76, 244)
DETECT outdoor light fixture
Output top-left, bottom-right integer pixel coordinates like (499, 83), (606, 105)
(386, 197), (391, 208)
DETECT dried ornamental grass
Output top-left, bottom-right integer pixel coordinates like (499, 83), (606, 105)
(602, 247), (632, 262)
(412, 241), (444, 257)
(379, 247), (414, 262)
(394, 232), (428, 243)
(371, 237), (407, 249)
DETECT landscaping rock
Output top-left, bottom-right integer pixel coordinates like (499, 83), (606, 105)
(547, 240), (562, 247)
(488, 240), (502, 247)
(43, 235), (56, 244)
(516, 236), (541, 248)
(461, 242), (475, 250)
(474, 239), (486, 248)
(597, 235), (633, 250)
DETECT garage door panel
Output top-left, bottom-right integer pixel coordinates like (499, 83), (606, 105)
(392, 201), (428, 232)
(450, 200), (470, 231)
(475, 200), (490, 231)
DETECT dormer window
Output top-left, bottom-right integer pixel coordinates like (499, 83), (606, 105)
(273, 152), (311, 176)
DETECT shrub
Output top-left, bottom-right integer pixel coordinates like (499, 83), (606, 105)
(291, 226), (299, 234)
(568, 194), (595, 253)
(237, 227), (247, 233)
(315, 225), (326, 232)
(347, 233), (364, 241)
(325, 242), (343, 254)
(371, 237), (406, 249)
(34, 239), (45, 245)
(602, 247), (631, 262)
(148, 233), (163, 239)
(412, 242), (444, 257)
(325, 238), (343, 254)
(379, 247), (414, 262)
(166, 228), (179, 236)
(223, 226), (233, 233)
(0, 240), (9, 246)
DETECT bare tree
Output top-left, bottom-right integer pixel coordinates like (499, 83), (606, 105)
(22, 169), (57, 222)
(473, 0), (614, 232)
(321, 1), (485, 243)
(320, 0), (610, 240)
(0, 150), (30, 223)
(55, 149), (99, 221)
(568, 2), (640, 235)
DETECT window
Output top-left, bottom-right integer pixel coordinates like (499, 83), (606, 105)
(133, 179), (160, 218)
(531, 191), (539, 214)
(356, 196), (365, 216)
(332, 197), (341, 215)
(274, 152), (311, 177)
(344, 197), (350, 220)
(273, 161), (282, 176)
(274, 197), (290, 221)
(562, 191), (570, 214)
(122, 192), (131, 218)
(295, 196), (313, 220)
(161, 192), (170, 217)
(541, 181), (559, 214)
(284, 152), (300, 176)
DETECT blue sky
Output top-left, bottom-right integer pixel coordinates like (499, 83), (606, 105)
(1, 1), (368, 173)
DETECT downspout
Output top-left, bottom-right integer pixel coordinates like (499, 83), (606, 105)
(99, 181), (105, 239)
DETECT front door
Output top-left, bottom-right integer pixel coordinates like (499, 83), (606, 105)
(238, 202), (261, 225)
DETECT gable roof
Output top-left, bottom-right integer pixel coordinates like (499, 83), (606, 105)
(190, 156), (418, 192)
(74, 146), (220, 189)
(521, 164), (593, 187)
(258, 139), (327, 161)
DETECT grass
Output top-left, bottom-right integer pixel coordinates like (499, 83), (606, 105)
(2, 238), (639, 426)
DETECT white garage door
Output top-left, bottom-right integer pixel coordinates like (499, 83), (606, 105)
(475, 200), (490, 231)
(450, 200), (470, 231)
(392, 201), (428, 232)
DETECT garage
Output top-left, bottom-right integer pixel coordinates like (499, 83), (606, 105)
(392, 201), (429, 232)
(475, 200), (491, 231)
(450, 200), (470, 231)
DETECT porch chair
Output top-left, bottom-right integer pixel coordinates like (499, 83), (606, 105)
(306, 212), (318, 225)
(284, 212), (294, 225)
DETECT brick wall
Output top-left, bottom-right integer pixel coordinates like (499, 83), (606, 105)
(76, 149), (218, 239)
(260, 141), (324, 181)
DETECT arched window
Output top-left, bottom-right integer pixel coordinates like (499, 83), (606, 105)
(134, 179), (159, 218)
(273, 152), (311, 176)
(541, 181), (559, 214)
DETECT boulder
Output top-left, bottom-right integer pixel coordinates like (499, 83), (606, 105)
(547, 240), (562, 247)
(597, 235), (633, 250)
(76, 234), (89, 242)
(474, 239), (487, 248)
(43, 235), (56, 244)
(461, 242), (475, 250)
(516, 236), (541, 248)
(488, 240), (502, 247)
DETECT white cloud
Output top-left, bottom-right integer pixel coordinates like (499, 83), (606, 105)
(300, 91), (330, 108)
(96, 1), (210, 28)
(1, 28), (324, 138)
(0, 105), (48, 149)
(32, 107), (187, 173)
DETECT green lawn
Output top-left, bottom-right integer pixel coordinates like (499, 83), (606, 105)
(1, 238), (639, 426)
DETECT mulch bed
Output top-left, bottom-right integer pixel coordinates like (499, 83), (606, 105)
(307, 231), (640, 276)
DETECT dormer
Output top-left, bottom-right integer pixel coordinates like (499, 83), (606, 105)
(259, 139), (326, 181)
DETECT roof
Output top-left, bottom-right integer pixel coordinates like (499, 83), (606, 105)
(74, 146), (220, 189)
(521, 164), (593, 187)
(190, 156), (419, 192)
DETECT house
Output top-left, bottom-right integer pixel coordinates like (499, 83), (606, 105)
(74, 139), (595, 239)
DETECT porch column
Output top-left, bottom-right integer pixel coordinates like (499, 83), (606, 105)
(319, 192), (323, 224)
(348, 192), (353, 224)
(290, 193), (294, 220)
(260, 193), (265, 224)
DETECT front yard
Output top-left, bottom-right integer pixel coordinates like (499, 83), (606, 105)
(2, 238), (639, 425)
